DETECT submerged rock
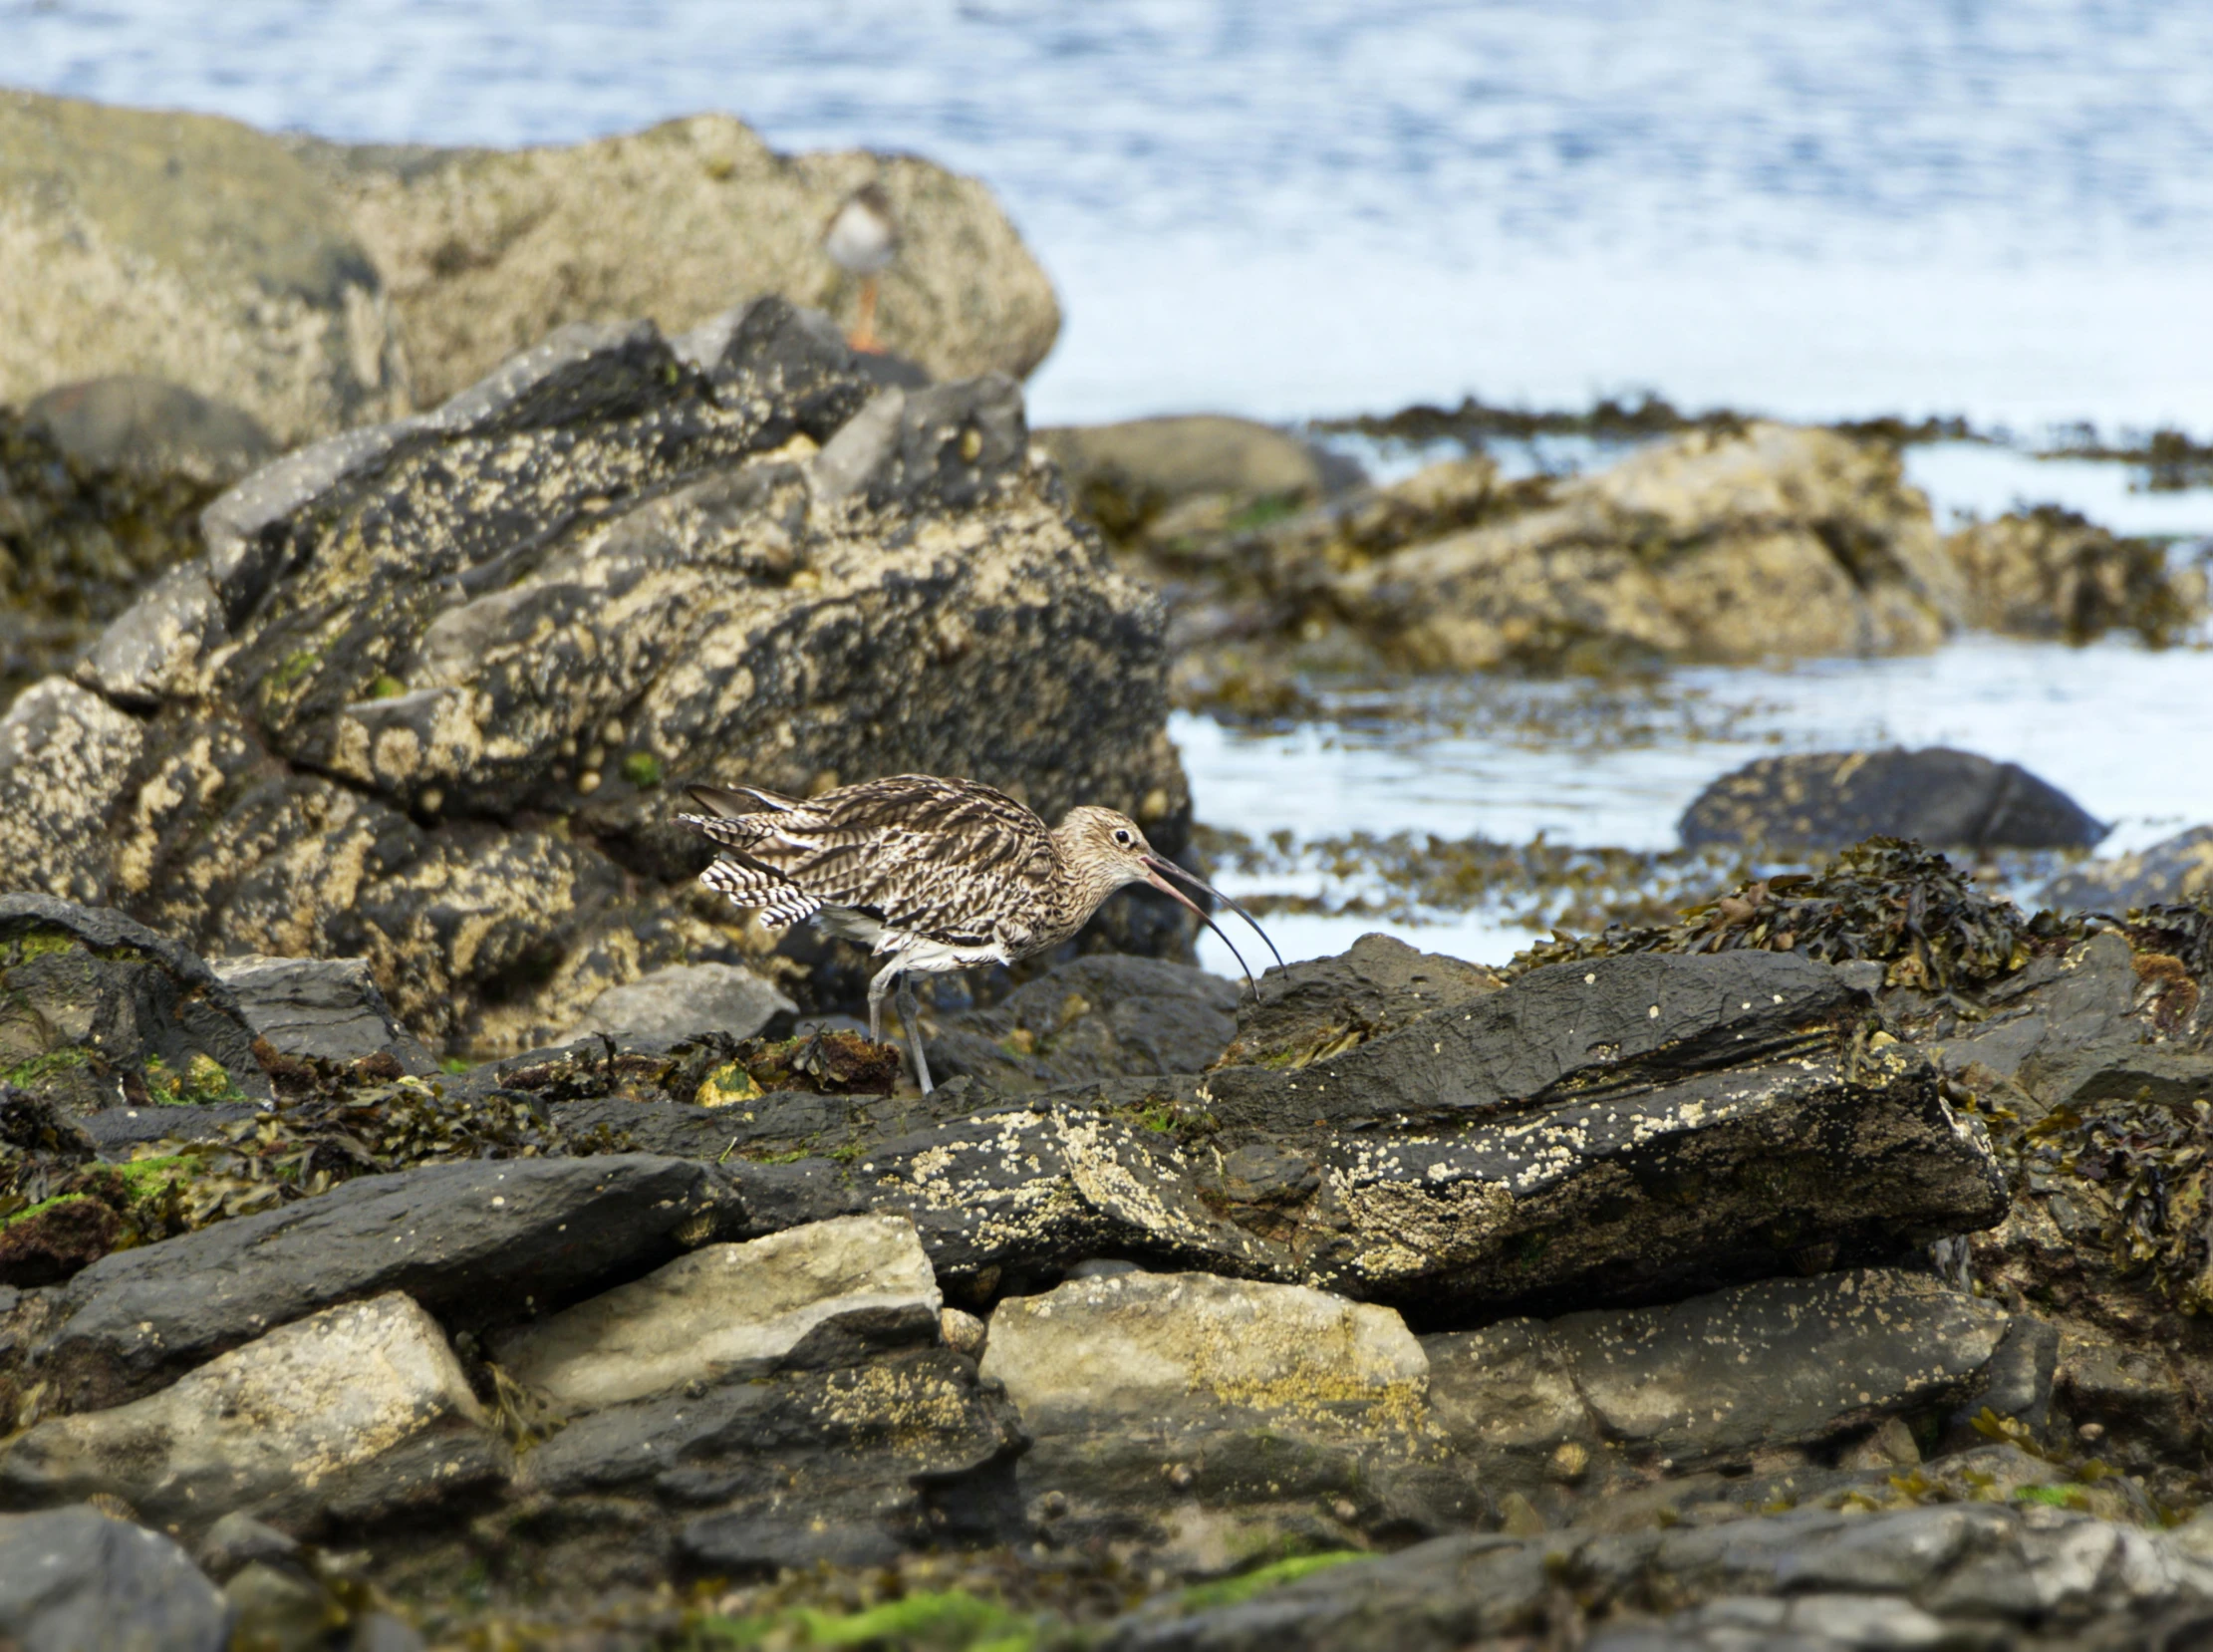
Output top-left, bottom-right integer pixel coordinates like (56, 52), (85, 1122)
(0, 307), (1189, 1054)
(1678, 747), (2104, 853)
(1947, 505), (2207, 645)
(287, 115), (1060, 406)
(0, 91), (409, 443)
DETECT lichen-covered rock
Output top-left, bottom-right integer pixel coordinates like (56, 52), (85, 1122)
(285, 115), (1060, 407)
(1946, 506), (2207, 645)
(2044, 824), (2213, 911)
(0, 91), (409, 443)
(210, 954), (437, 1073)
(0, 894), (267, 1118)
(28, 1153), (732, 1411)
(0, 1292), (501, 1539)
(841, 950), (2007, 1318)
(1328, 422), (1963, 672)
(1678, 747), (2106, 853)
(1, 305), (1190, 1054)
(566, 961), (796, 1047)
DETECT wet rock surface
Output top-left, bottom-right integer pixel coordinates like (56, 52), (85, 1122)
(0, 868), (2201, 1647)
(1679, 746), (2106, 853)
(0, 304), (1191, 1057)
(0, 1505), (234, 1652)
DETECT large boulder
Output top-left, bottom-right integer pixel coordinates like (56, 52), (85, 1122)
(0, 91), (410, 443)
(1, 306), (1189, 1054)
(285, 116), (1061, 407)
(1328, 422), (1964, 672)
(1038, 415), (1360, 546)
(1678, 748), (2105, 853)
(846, 950), (2008, 1316)
(1946, 506), (2207, 645)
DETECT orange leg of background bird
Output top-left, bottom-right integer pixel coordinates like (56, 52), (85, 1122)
(849, 276), (885, 354)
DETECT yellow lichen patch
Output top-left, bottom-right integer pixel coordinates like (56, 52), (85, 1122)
(694, 1061), (763, 1109)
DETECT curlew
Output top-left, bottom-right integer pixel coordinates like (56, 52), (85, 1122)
(679, 774), (1279, 1093)
(822, 181), (899, 354)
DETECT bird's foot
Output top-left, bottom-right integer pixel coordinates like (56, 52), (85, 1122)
(846, 328), (885, 355)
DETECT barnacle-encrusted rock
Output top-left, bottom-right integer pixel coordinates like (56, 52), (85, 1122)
(1678, 748), (2105, 854)
(836, 950), (2007, 1317)
(0, 303), (1189, 1054)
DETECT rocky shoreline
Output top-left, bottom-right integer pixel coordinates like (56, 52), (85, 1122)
(5, 90), (2213, 1652)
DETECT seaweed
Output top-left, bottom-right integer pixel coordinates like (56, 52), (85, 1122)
(1502, 837), (2075, 990)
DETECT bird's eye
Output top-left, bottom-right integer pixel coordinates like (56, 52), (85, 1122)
(1112, 828), (1132, 846)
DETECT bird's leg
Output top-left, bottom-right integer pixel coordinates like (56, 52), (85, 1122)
(850, 275), (883, 354)
(897, 969), (934, 1094)
(866, 957), (900, 1046)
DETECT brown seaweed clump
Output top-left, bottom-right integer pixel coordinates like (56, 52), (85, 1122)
(1504, 836), (2076, 991)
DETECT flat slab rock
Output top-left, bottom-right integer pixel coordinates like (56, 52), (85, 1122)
(843, 950), (2007, 1318)
(209, 953), (437, 1073)
(30, 1153), (733, 1410)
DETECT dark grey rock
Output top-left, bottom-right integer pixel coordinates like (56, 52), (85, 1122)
(78, 1103), (259, 1157)
(1426, 1268), (2009, 1491)
(32, 1153), (732, 1409)
(1678, 747), (2105, 852)
(503, 1345), (1023, 1588)
(1214, 931), (1503, 1070)
(568, 961), (796, 1046)
(926, 955), (1241, 1091)
(2045, 824), (2213, 912)
(0, 894), (270, 1117)
(842, 950), (2008, 1318)
(0, 1506), (233, 1652)
(210, 954), (438, 1072)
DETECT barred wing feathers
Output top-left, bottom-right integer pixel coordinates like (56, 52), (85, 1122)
(680, 775), (1060, 947)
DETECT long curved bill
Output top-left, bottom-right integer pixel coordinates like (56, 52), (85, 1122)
(1141, 854), (1284, 995)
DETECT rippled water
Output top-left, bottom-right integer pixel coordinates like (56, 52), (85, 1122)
(12, 0), (2213, 430)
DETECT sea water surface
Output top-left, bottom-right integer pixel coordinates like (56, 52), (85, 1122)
(10, 1), (2213, 970)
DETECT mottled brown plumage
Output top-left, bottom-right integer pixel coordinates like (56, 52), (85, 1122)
(678, 773), (1277, 1092)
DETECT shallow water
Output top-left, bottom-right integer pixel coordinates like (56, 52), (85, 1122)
(1184, 634), (2213, 974)
(13, 1), (2213, 433)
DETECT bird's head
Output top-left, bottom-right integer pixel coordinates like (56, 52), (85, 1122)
(1054, 806), (1282, 992)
